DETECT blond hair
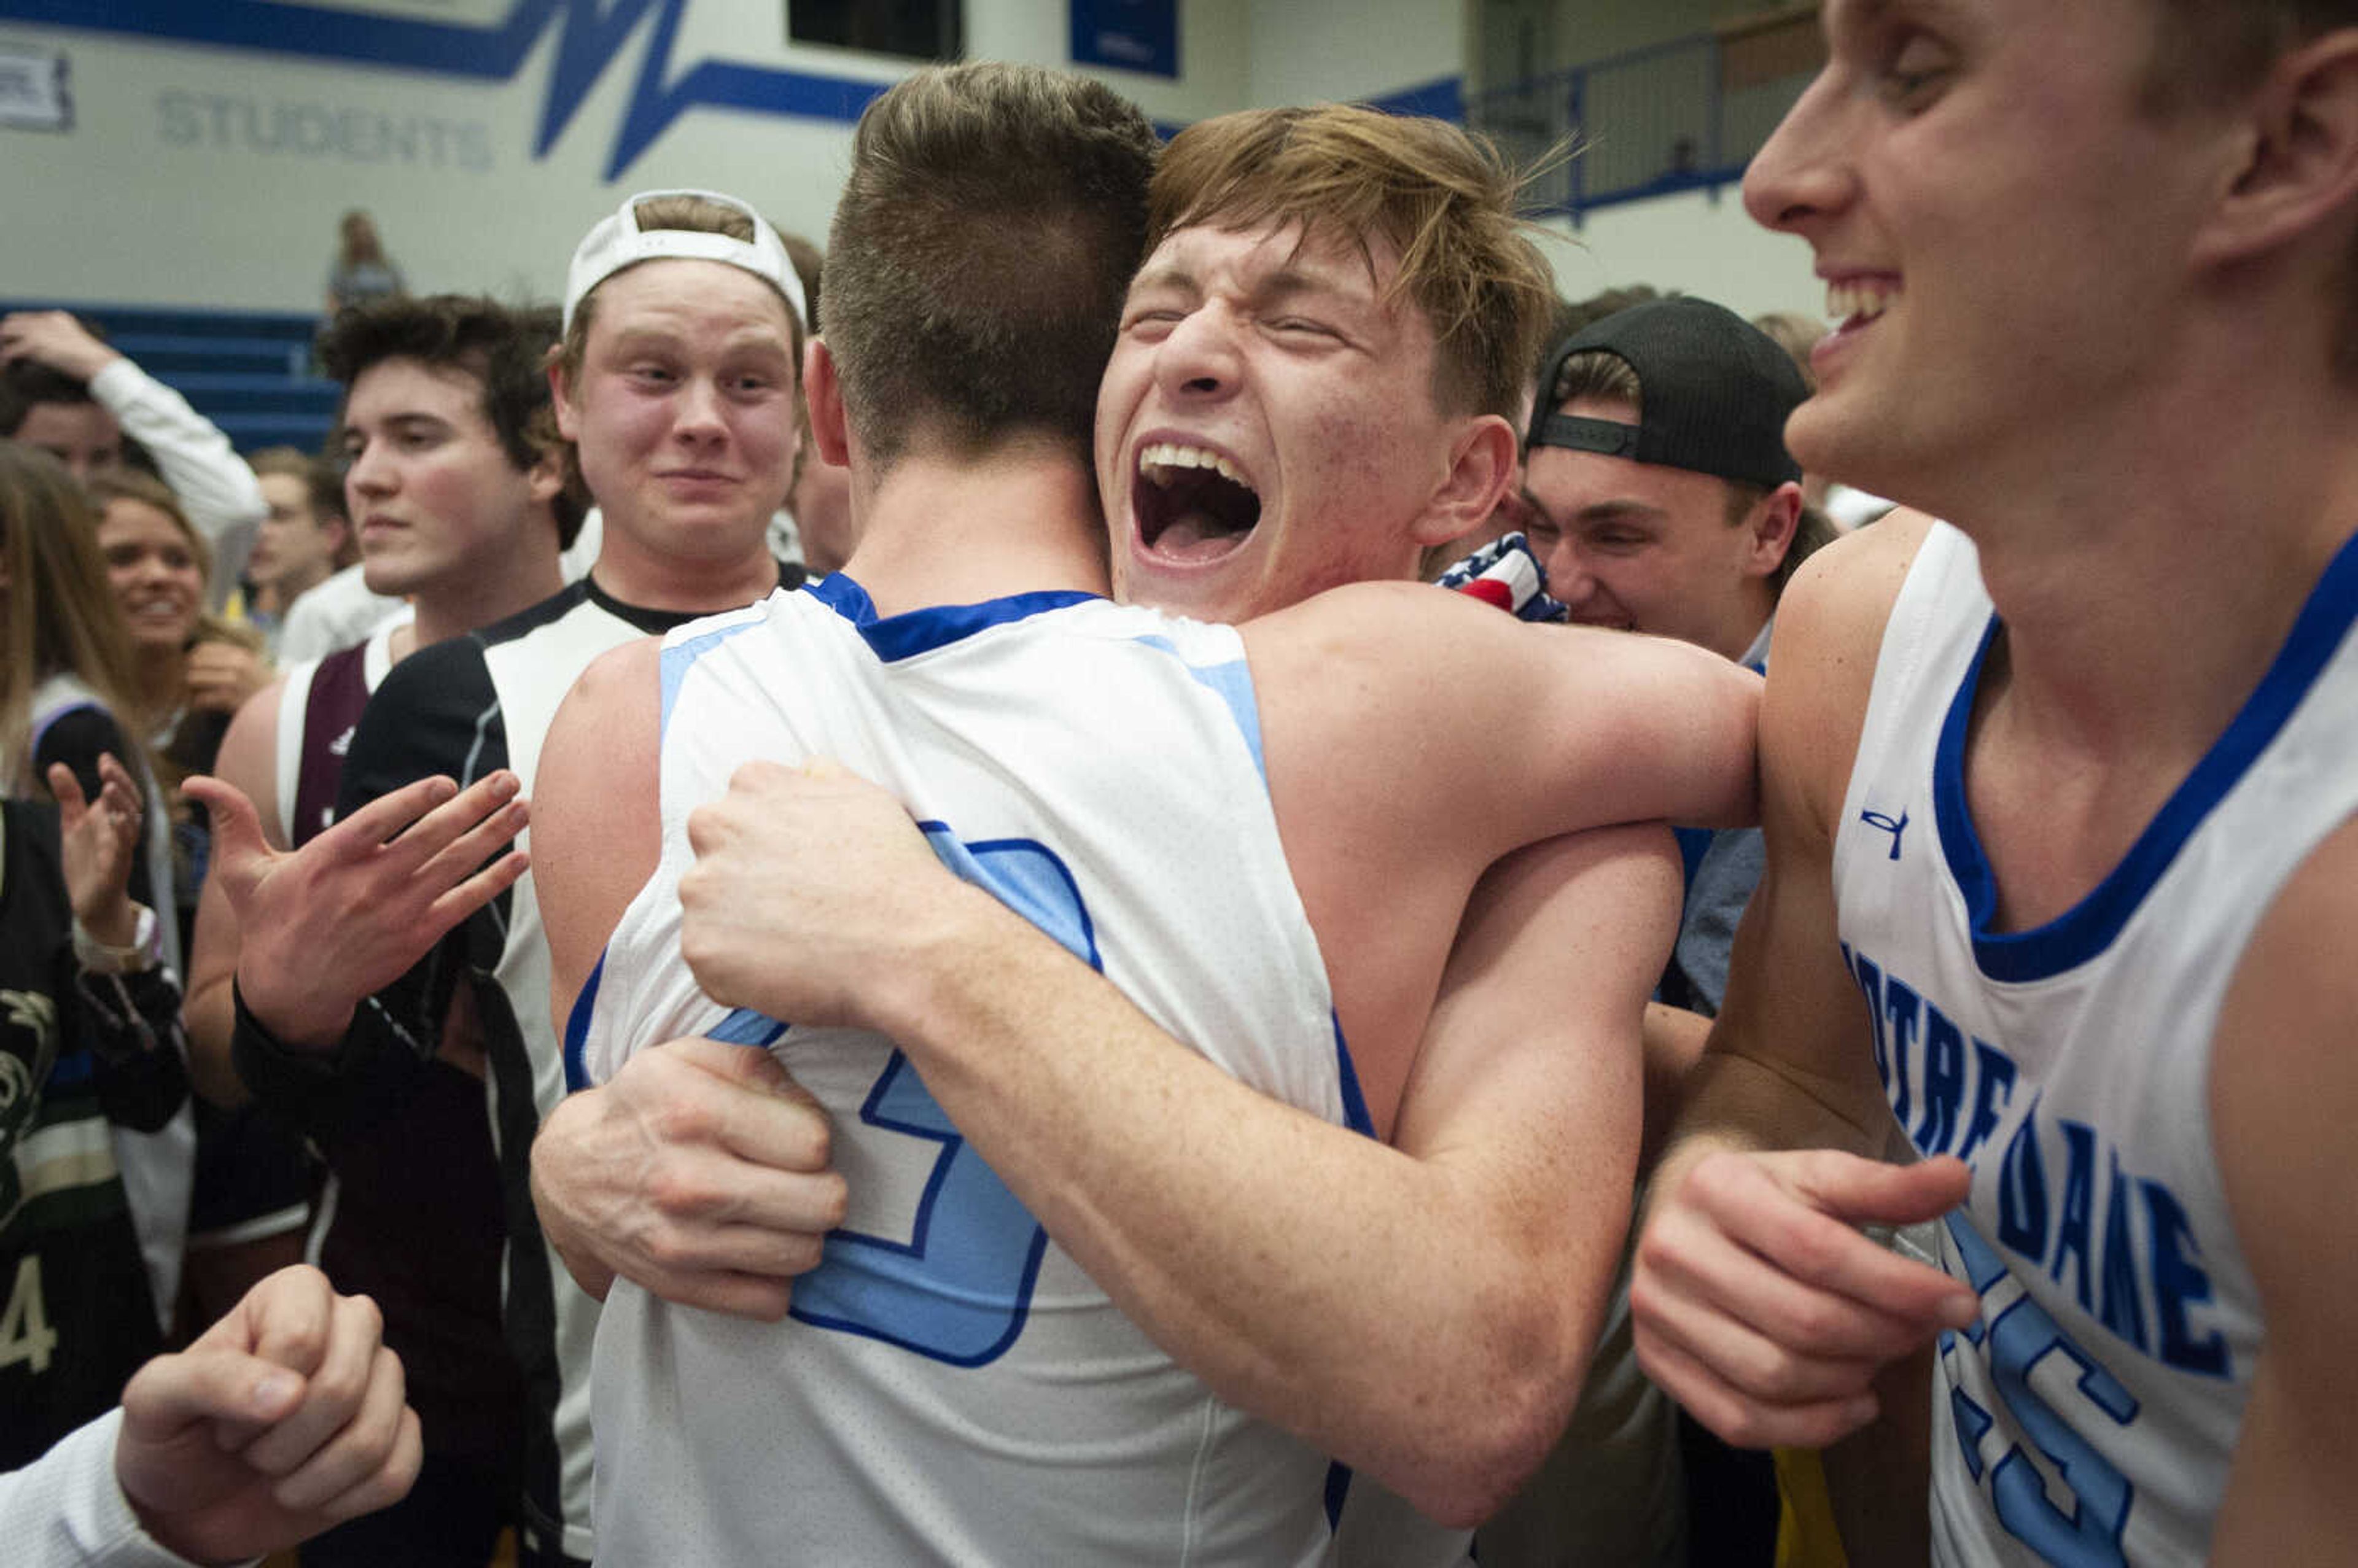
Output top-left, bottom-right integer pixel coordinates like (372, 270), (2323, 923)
(0, 446), (152, 794)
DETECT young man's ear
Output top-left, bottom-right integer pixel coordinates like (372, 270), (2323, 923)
(1412, 415), (1520, 551)
(803, 338), (852, 470)
(547, 349), (581, 443)
(526, 442), (566, 510)
(2193, 29), (2358, 270)
(1743, 481), (1805, 579)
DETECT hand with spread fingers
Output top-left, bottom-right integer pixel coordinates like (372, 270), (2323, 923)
(1630, 1147), (1978, 1449)
(50, 754), (145, 950)
(114, 1263), (421, 1566)
(182, 769), (529, 1047)
(532, 1036), (847, 1319)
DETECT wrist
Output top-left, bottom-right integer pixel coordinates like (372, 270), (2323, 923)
(879, 879), (1053, 1049)
(234, 966), (356, 1049)
(74, 905), (158, 974)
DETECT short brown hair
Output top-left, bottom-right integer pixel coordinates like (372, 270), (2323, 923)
(1149, 105), (1557, 423)
(2143, 1), (2358, 107)
(249, 445), (349, 525)
(823, 63), (1159, 469)
(0, 317), (107, 436)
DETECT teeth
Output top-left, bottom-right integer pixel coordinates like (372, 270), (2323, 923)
(1826, 279), (1898, 326)
(1138, 441), (1254, 492)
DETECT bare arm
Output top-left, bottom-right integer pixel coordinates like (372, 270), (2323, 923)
(529, 640), (844, 1311)
(534, 638), (664, 1039)
(1629, 518), (1978, 1461)
(677, 759), (1680, 1525)
(185, 678), (286, 1109)
(1239, 581), (1763, 845)
(2206, 817), (2358, 1562)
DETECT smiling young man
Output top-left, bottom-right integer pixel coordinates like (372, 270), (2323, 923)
(194, 195), (806, 1568)
(1627, 1), (2358, 1562)
(529, 82), (1759, 1564)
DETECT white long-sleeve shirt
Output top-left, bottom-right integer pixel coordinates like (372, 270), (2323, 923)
(0, 1409), (255, 1568)
(87, 359), (266, 611)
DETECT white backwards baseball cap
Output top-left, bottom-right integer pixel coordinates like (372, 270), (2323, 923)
(561, 188), (806, 332)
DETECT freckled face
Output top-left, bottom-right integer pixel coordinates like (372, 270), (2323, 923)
(1097, 222), (1469, 622)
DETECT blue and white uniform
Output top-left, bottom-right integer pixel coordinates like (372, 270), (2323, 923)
(1831, 522), (2358, 1565)
(574, 575), (1369, 1566)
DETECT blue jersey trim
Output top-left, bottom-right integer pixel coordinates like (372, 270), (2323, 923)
(1323, 1459), (1354, 1530)
(805, 572), (1102, 663)
(1126, 635), (1266, 780)
(658, 615), (768, 740)
(1936, 526), (2358, 982)
(561, 949), (605, 1093)
(708, 1007), (789, 1047)
(1331, 1012), (1376, 1138)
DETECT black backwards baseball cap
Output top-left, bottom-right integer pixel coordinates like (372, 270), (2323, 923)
(1524, 297), (1808, 489)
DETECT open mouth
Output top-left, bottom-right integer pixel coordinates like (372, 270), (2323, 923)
(1135, 441), (1261, 561)
(1825, 277), (1899, 333)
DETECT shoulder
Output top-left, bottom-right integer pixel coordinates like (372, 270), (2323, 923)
(2212, 815), (2358, 1247)
(558, 637), (663, 735)
(213, 676), (286, 798)
(368, 633), (492, 714)
(1758, 508), (1940, 834)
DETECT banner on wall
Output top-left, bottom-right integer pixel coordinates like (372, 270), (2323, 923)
(0, 41), (70, 131)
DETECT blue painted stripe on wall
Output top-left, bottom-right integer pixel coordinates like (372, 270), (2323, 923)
(1364, 74), (1463, 120)
(0, 1), (1470, 180)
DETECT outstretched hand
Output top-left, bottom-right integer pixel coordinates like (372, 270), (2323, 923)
(183, 769), (529, 1046)
(1631, 1149), (1977, 1448)
(115, 1263), (420, 1566)
(50, 755), (142, 949)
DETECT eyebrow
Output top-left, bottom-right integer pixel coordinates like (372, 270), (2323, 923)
(1574, 500), (1668, 526)
(1525, 490), (1668, 527)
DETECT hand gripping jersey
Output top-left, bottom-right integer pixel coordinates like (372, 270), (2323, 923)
(1831, 522), (2358, 1566)
(574, 576), (1368, 1566)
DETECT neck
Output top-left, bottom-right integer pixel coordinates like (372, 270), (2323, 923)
(410, 532), (564, 648)
(589, 534), (780, 615)
(1938, 336), (2358, 763)
(270, 562), (332, 611)
(836, 443), (1109, 618)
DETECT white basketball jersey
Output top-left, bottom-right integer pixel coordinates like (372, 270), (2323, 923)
(574, 576), (1368, 1565)
(1832, 522), (2358, 1566)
